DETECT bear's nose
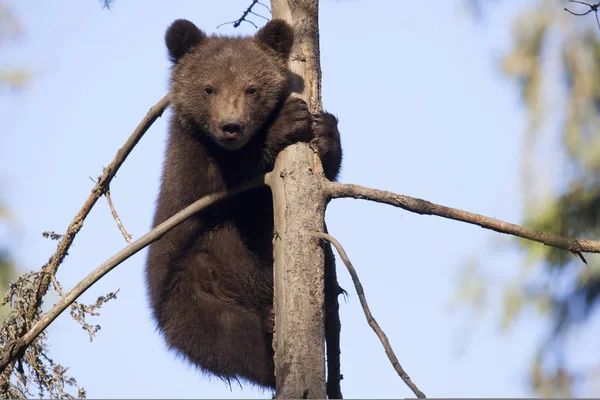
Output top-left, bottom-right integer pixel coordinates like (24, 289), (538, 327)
(220, 120), (244, 138)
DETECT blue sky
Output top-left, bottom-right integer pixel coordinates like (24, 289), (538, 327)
(0, 0), (570, 398)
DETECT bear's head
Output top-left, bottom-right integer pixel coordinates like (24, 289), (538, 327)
(166, 19), (294, 151)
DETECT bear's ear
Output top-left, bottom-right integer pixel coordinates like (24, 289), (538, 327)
(165, 19), (206, 63)
(255, 19), (294, 60)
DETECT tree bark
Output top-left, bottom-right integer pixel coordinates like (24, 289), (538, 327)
(268, 144), (327, 399)
(270, 1), (330, 398)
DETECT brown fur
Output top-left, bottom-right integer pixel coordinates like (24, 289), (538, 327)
(145, 18), (342, 389)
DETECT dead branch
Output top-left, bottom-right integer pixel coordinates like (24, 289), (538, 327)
(47, 249), (120, 342)
(0, 173), (267, 373)
(0, 94), (171, 389)
(314, 232), (426, 399)
(27, 94), (170, 328)
(104, 189), (132, 244)
(325, 181), (600, 261)
(69, 290), (120, 342)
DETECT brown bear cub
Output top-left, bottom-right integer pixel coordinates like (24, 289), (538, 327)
(145, 18), (342, 389)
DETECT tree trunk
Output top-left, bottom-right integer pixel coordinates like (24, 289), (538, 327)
(269, 0), (330, 398)
(269, 144), (327, 399)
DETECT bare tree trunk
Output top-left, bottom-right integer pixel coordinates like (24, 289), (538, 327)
(269, 144), (327, 399)
(269, 0), (331, 398)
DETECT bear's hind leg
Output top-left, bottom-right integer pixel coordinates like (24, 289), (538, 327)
(158, 287), (275, 389)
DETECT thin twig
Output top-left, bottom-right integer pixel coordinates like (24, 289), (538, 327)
(0, 173), (267, 373)
(47, 273), (64, 297)
(41, 232), (62, 240)
(314, 232), (426, 399)
(256, 1), (271, 13)
(325, 181), (600, 261)
(104, 189), (132, 244)
(69, 290), (120, 342)
(564, 0), (600, 30)
(216, 0), (267, 29)
(250, 11), (269, 21)
(99, 0), (113, 10)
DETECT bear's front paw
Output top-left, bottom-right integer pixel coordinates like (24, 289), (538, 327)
(311, 112), (340, 151)
(275, 97), (313, 142)
(311, 112), (342, 181)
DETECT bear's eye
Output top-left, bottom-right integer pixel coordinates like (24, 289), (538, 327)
(204, 87), (214, 96)
(246, 86), (258, 96)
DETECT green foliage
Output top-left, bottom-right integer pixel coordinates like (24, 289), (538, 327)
(459, 0), (600, 396)
(485, 0), (600, 396)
